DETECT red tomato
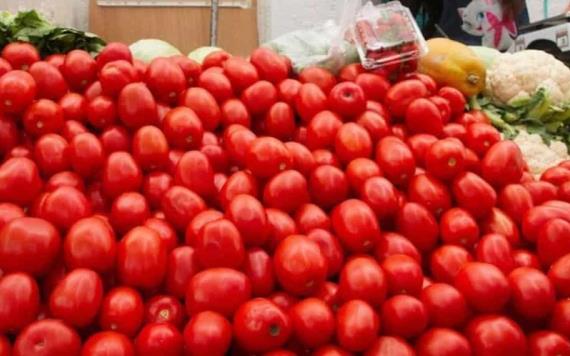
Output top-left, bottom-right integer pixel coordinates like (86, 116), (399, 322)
(134, 323), (183, 356)
(49, 268), (103, 327)
(513, 248), (541, 269)
(420, 283), (469, 328)
(184, 210), (224, 246)
(33, 134), (70, 176)
(198, 70), (233, 103)
(307, 229), (344, 277)
(218, 170), (258, 207)
(466, 315), (527, 356)
(337, 256), (386, 306)
(241, 80), (278, 116)
(375, 136), (416, 186)
(285, 141), (316, 177)
(522, 204), (570, 243)
(161, 186), (206, 232)
(508, 267), (555, 319)
(241, 247), (275, 297)
(328, 82), (366, 118)
(309, 165), (349, 209)
(224, 125), (257, 167)
(1, 42), (39, 70)
(552, 299), (570, 338)
(100, 125), (130, 153)
(0, 157), (43, 206)
(295, 83), (328, 123)
(332, 199), (381, 253)
(203, 50), (231, 68)
(385, 79), (428, 118)
(99, 287), (144, 336)
(381, 295), (428, 339)
(313, 149), (340, 167)
(111, 192), (150, 234)
(62, 120), (88, 141)
(265, 208), (297, 251)
(13, 319), (81, 356)
(498, 184), (534, 224)
(375, 232), (421, 263)
(405, 98), (444, 136)
(289, 298), (335, 348)
(99, 60), (138, 97)
(339, 63), (365, 82)
(45, 171), (85, 192)
(538, 218), (570, 267)
(118, 83), (158, 129)
(381, 254), (423, 296)
(452, 172), (497, 218)
(62, 49), (97, 91)
(186, 268), (251, 317)
(102, 152), (142, 199)
(143, 172), (173, 209)
(226, 194), (269, 247)
(195, 218), (245, 269)
(165, 246), (199, 298)
(0, 273), (39, 333)
(363, 336), (413, 356)
(295, 203), (331, 233)
(475, 233), (515, 274)
(529, 331), (570, 356)
(430, 245), (473, 284)
(145, 57), (186, 104)
(277, 78), (302, 105)
(29, 61), (68, 100)
(299, 67), (336, 94)
(86, 95), (117, 129)
(23, 99), (64, 137)
(250, 48), (288, 84)
(221, 98), (251, 128)
(356, 110), (391, 143)
(443, 122), (467, 142)
(274, 235), (327, 296)
(549, 253), (570, 298)
(0, 203), (25, 230)
(480, 207), (520, 246)
(438, 87), (466, 115)
(429, 95), (452, 124)
(335, 122), (373, 164)
(0, 114), (18, 155)
(0, 217), (60, 276)
(336, 300), (379, 352)
(559, 181), (570, 202)
(175, 151), (215, 199)
(246, 136), (292, 178)
(69, 132), (105, 178)
(306, 110), (343, 150)
(64, 216), (116, 273)
(222, 56), (258, 93)
(416, 328), (471, 356)
(465, 123), (501, 157)
(263, 170), (309, 213)
(425, 138), (466, 181)
(82, 331), (135, 356)
(96, 42), (132, 69)
(0, 70), (36, 114)
(183, 311), (232, 356)
(84, 80), (102, 101)
(233, 298), (292, 352)
(396, 202), (439, 252)
(481, 140), (525, 187)
(263, 102), (295, 140)
(542, 166), (570, 186)
(345, 158), (381, 193)
(406, 134), (437, 167)
(455, 262), (510, 313)
(355, 73), (390, 102)
(523, 181), (558, 205)
(162, 106), (203, 150)
(117, 226), (167, 289)
(144, 217), (177, 252)
(439, 208), (479, 248)
(269, 292), (298, 312)
(407, 174), (452, 216)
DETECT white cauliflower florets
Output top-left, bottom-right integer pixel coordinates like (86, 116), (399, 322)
(513, 129), (569, 175)
(486, 50), (570, 105)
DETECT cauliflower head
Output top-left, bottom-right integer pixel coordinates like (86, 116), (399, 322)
(486, 50), (570, 105)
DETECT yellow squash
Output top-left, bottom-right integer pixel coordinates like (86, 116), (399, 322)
(419, 38), (486, 97)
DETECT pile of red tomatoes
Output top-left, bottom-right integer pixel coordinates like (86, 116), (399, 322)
(1, 39), (570, 356)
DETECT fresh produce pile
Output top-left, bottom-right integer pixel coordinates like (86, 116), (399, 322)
(1, 38), (570, 356)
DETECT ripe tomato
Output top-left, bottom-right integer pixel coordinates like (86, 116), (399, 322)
(99, 60), (138, 97)
(420, 283), (469, 328)
(542, 166), (570, 186)
(102, 152), (142, 199)
(218, 170), (258, 207)
(131, 125), (169, 171)
(438, 87), (466, 115)
(99, 287), (144, 337)
(84, 80), (103, 101)
(309, 165), (349, 209)
(498, 184), (534, 224)
(269, 292), (298, 312)
(162, 107), (203, 150)
(285, 141), (316, 177)
(336, 300), (379, 352)
(165, 246), (199, 298)
(299, 66), (337, 94)
(537, 218), (570, 267)
(307, 229), (344, 277)
(0, 70), (36, 114)
(265, 208), (297, 251)
(405, 98), (444, 136)
(406, 134), (438, 168)
(452, 172), (497, 218)
(274, 235), (327, 296)
(332, 199), (381, 253)
(559, 181), (570, 202)
(0, 157), (43, 206)
(1, 42), (39, 70)
(198, 70), (233, 103)
(466, 315), (527, 356)
(529, 331), (570, 356)
(0, 113), (18, 155)
(224, 125), (257, 167)
(385, 79), (428, 117)
(49, 268), (103, 327)
(439, 208), (479, 248)
(455, 262), (510, 313)
(313, 149), (340, 167)
(513, 249), (541, 269)
(111, 192), (150, 234)
(335, 122), (373, 164)
(465, 123), (501, 157)
(221, 98), (251, 128)
(355, 73), (390, 102)
(474, 233), (515, 275)
(246, 136), (292, 179)
(195, 218), (245, 269)
(100, 125), (131, 153)
(161, 186), (206, 232)
(45, 171), (84, 192)
(0, 203), (24, 229)
(62, 49), (97, 91)
(328, 82), (366, 118)
(345, 158), (381, 193)
(226, 194), (269, 247)
(0, 273), (40, 333)
(0, 217), (60, 276)
(23, 99), (64, 138)
(425, 138), (466, 181)
(117, 226), (167, 289)
(68, 133), (104, 178)
(13, 319), (81, 356)
(263, 170), (310, 213)
(183, 311), (232, 356)
(396, 202), (439, 252)
(381, 254), (423, 296)
(338, 256), (386, 307)
(242, 247), (275, 297)
(375, 136), (416, 186)
(430, 245), (473, 284)
(407, 174), (451, 216)
(96, 42), (132, 69)
(508, 267), (555, 319)
(175, 151), (215, 198)
(241, 80), (278, 115)
(548, 253), (570, 298)
(523, 181), (558, 205)
(36, 186), (92, 231)
(416, 328), (471, 356)
(86, 96), (117, 129)
(277, 78), (302, 105)
(264, 102), (295, 141)
(143, 172), (173, 209)
(186, 268), (251, 317)
(185, 209), (224, 246)
(294, 203), (330, 233)
(381, 295), (428, 338)
(203, 50), (231, 68)
(339, 63), (365, 82)
(64, 216), (116, 273)
(375, 232), (421, 263)
(145, 57), (186, 104)
(552, 299), (570, 338)
(250, 48), (288, 84)
(29, 61), (68, 100)
(522, 204), (570, 243)
(295, 83), (328, 123)
(134, 323), (183, 356)
(82, 331), (135, 356)
(118, 83), (158, 129)
(481, 141), (525, 187)
(480, 207), (520, 246)
(222, 56), (258, 92)
(306, 110), (343, 150)
(33, 134), (70, 176)
(289, 298), (335, 348)
(356, 110), (390, 143)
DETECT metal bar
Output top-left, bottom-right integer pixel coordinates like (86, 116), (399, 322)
(210, 0), (219, 46)
(97, 0), (250, 9)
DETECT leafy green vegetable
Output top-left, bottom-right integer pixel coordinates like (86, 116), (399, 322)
(0, 10), (105, 56)
(474, 88), (570, 149)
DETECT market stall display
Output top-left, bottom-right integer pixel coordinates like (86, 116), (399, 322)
(0, 3), (569, 356)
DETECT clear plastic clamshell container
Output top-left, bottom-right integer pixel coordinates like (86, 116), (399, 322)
(351, 1), (428, 70)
